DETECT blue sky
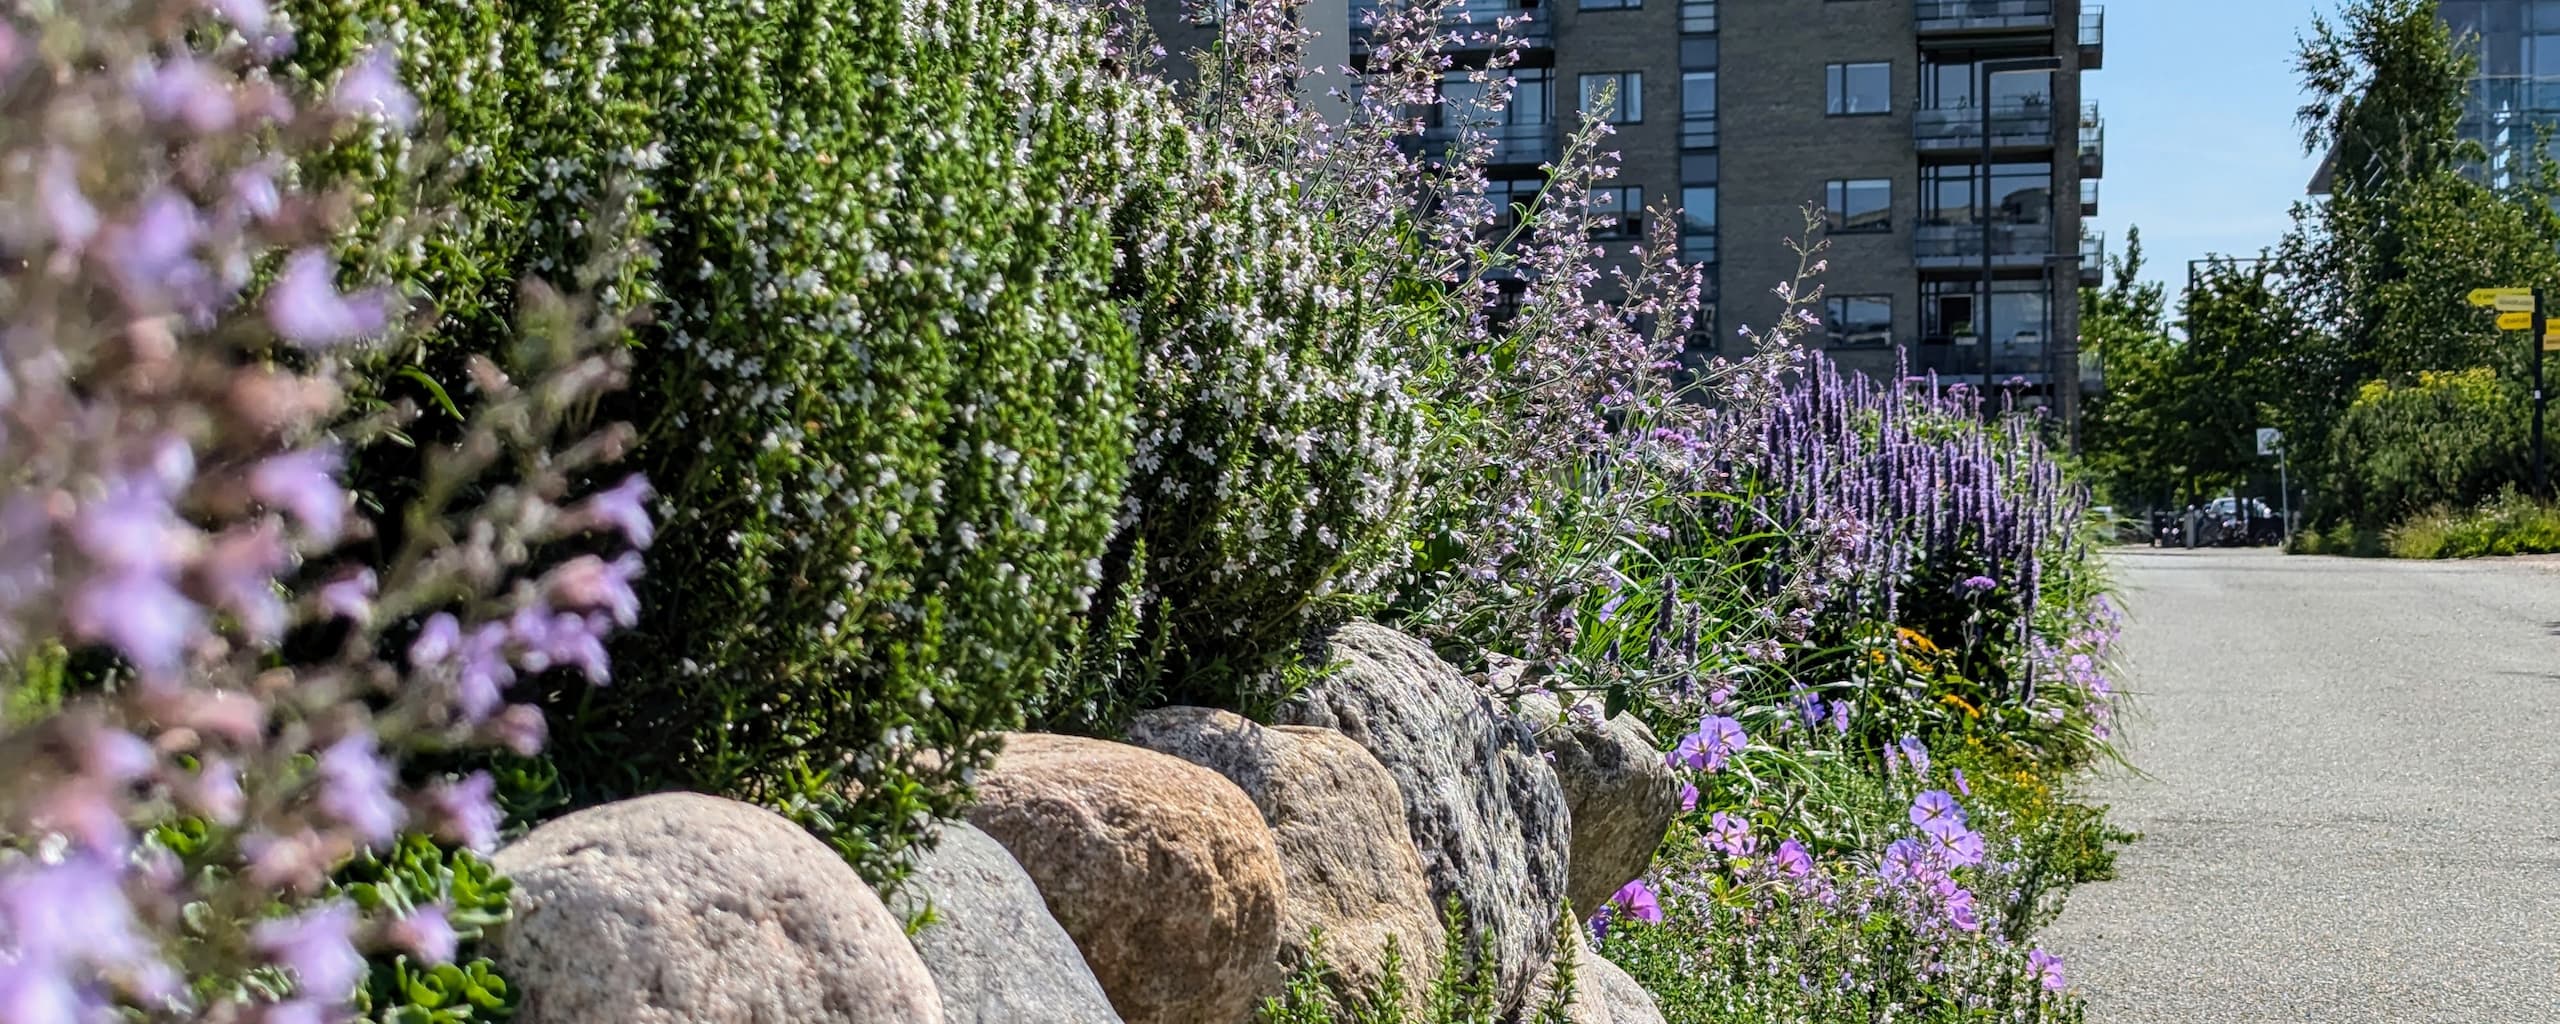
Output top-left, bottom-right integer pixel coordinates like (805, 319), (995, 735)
(2086, 0), (2345, 301)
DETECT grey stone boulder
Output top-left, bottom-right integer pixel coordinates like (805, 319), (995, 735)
(490, 792), (942, 1024)
(1588, 948), (1668, 1024)
(890, 822), (1122, 1024)
(1125, 706), (1447, 998)
(1516, 691), (1684, 920)
(967, 733), (1286, 1024)
(1275, 622), (1573, 1017)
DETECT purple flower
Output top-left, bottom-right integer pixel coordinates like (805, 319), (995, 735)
(332, 47), (418, 130)
(40, 149), (99, 251)
(317, 569), (377, 624)
(1878, 838), (1928, 886)
(207, 0), (272, 35)
(0, 856), (148, 965)
(1941, 883), (1982, 932)
(69, 569), (202, 679)
(1671, 714), (1748, 773)
(249, 447), (348, 543)
(1957, 575), (1996, 595)
(1909, 789), (1966, 838)
(544, 552), (641, 627)
(1951, 766), (1970, 796)
(2028, 948), (2066, 992)
(1608, 879), (1662, 924)
(1771, 838), (1813, 879)
(183, 757), (245, 823)
(1677, 782), (1698, 812)
(133, 58), (238, 134)
(1705, 811), (1755, 857)
(1828, 700), (1851, 734)
(579, 474), (656, 548)
(1929, 825), (1986, 868)
(201, 524), (291, 642)
(316, 734), (403, 844)
(487, 704), (547, 758)
(254, 902), (365, 1000)
(1595, 592), (1626, 622)
(105, 189), (210, 314)
(427, 772), (501, 852)
(408, 612), (461, 668)
(454, 623), (515, 720)
(387, 904), (457, 964)
(266, 249), (390, 349)
(73, 479), (185, 571)
(1898, 735), (1930, 779)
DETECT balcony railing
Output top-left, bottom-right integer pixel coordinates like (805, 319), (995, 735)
(1916, 342), (2056, 381)
(2079, 178), (2099, 217)
(2080, 6), (2106, 69)
(1912, 99), (2058, 152)
(1914, 221), (2057, 269)
(2079, 231), (2104, 285)
(1914, 0), (2055, 36)
(1419, 119), (1557, 166)
(1682, 113), (1718, 150)
(2079, 105), (2105, 177)
(1351, 0), (1551, 51)
(1681, 0), (1716, 33)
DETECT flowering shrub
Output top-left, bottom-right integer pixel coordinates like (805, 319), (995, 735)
(0, 3), (645, 1020)
(1052, 0), (1437, 723)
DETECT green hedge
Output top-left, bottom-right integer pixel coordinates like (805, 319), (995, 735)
(2330, 367), (2529, 529)
(291, 0), (1149, 880)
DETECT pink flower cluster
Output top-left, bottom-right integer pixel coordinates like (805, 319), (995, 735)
(0, 3), (645, 1019)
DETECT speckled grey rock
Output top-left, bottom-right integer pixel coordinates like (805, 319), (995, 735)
(1276, 622), (1573, 1017)
(891, 823), (1122, 1024)
(490, 792), (942, 1024)
(1125, 706), (1447, 997)
(967, 733), (1285, 1024)
(1517, 691), (1684, 920)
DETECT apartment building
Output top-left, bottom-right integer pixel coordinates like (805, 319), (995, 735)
(1147, 0), (2106, 429)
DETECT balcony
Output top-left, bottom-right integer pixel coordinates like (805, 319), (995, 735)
(1680, 0), (1716, 33)
(2079, 231), (2104, 286)
(1350, 0), (1551, 52)
(1914, 0), (2055, 37)
(1914, 221), (2057, 270)
(2079, 178), (2099, 216)
(1913, 99), (2058, 153)
(1682, 113), (1718, 150)
(1916, 342), (2057, 384)
(2079, 105), (2105, 177)
(2080, 6), (2105, 69)
(1417, 120), (1557, 167)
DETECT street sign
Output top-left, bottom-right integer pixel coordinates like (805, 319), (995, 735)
(2470, 287), (2536, 310)
(2256, 427), (2283, 457)
(2499, 311), (2533, 330)
(2545, 333), (2560, 351)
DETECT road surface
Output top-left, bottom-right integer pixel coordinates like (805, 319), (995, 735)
(2041, 547), (2560, 1022)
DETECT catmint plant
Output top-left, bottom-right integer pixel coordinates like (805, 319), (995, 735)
(0, 2), (645, 1018)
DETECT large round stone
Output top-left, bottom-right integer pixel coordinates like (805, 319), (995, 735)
(1276, 622), (1574, 1017)
(1517, 691), (1684, 920)
(891, 822), (1122, 1024)
(489, 792), (942, 1024)
(1126, 706), (1448, 997)
(966, 733), (1285, 1024)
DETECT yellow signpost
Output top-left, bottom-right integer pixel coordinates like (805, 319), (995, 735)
(2471, 287), (2537, 311)
(2499, 311), (2533, 330)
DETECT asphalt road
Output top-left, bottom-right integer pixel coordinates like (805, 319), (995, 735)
(2041, 546), (2560, 1022)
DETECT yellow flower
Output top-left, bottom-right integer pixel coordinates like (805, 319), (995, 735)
(1939, 693), (1981, 719)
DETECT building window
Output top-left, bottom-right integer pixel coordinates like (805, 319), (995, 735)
(1440, 68), (1553, 128)
(1579, 72), (1643, 124)
(1681, 72), (1717, 148)
(1591, 185), (1645, 239)
(1679, 0), (1716, 32)
(1826, 62), (1892, 115)
(1920, 163), (2051, 224)
(1824, 178), (1891, 233)
(1486, 175), (1545, 235)
(1581, 0), (1640, 8)
(1825, 295), (1893, 347)
(1680, 185), (1716, 264)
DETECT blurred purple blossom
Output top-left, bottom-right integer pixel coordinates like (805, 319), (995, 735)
(266, 250), (390, 349)
(253, 903), (365, 1001)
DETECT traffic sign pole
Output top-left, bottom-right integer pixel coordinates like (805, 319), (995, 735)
(2537, 289), (2549, 499)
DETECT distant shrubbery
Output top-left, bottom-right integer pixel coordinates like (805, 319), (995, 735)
(2382, 491), (2560, 558)
(2331, 368), (2531, 531)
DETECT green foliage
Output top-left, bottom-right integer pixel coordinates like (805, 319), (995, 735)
(1258, 900), (1575, 1024)
(336, 837), (520, 1023)
(1050, 64), (1433, 730)
(2383, 490), (2560, 558)
(2332, 368), (2530, 528)
(298, 0), (1155, 881)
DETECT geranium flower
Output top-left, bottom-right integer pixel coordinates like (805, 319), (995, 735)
(1909, 789), (1966, 838)
(1609, 879), (1662, 924)
(2028, 948), (2066, 992)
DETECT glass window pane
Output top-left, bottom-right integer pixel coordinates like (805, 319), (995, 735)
(1684, 72), (1716, 114)
(1682, 186), (1717, 233)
